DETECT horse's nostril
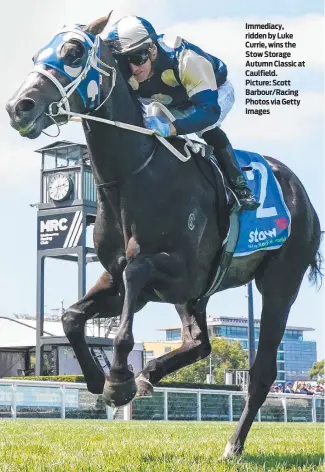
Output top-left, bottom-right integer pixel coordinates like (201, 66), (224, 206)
(16, 99), (35, 114)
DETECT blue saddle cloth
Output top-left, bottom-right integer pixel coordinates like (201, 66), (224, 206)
(232, 150), (291, 257)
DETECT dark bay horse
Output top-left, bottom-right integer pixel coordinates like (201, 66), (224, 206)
(6, 15), (322, 459)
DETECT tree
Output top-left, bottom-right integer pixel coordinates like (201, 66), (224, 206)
(165, 336), (248, 384)
(309, 360), (324, 382)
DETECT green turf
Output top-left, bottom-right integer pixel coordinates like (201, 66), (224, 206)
(0, 421), (322, 471)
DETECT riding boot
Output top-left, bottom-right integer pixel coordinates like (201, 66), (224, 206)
(216, 144), (260, 211)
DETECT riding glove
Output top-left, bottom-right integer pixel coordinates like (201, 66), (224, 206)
(144, 116), (171, 137)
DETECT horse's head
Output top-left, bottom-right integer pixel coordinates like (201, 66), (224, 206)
(6, 14), (116, 139)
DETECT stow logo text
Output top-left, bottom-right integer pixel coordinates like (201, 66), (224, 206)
(248, 228), (276, 243)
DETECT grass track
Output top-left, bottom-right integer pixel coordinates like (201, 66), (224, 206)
(0, 421), (323, 471)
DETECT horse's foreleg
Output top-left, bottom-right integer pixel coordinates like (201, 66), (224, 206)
(222, 250), (308, 460)
(103, 256), (154, 407)
(62, 271), (123, 394)
(135, 298), (211, 397)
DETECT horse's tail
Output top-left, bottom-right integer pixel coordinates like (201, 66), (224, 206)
(308, 224), (323, 288)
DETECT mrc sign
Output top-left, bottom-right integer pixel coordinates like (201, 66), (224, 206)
(37, 211), (83, 249)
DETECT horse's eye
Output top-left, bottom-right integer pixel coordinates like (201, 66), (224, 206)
(60, 40), (86, 67)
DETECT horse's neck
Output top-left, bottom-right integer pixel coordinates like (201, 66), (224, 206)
(84, 75), (154, 185)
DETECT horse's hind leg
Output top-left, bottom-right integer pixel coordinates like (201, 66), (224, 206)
(222, 245), (311, 459)
(62, 271), (123, 394)
(135, 298), (211, 396)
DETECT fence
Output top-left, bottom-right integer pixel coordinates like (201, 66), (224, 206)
(0, 379), (113, 420)
(129, 387), (324, 423)
(0, 380), (323, 422)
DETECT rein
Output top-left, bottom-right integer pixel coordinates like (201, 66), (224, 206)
(54, 109), (205, 163)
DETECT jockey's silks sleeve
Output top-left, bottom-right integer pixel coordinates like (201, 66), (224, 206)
(173, 49), (222, 135)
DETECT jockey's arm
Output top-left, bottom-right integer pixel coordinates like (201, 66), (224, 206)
(173, 49), (222, 135)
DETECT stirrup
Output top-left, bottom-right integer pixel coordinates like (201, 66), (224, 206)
(238, 194), (260, 211)
(234, 187), (260, 211)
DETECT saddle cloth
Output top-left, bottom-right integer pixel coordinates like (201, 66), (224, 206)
(231, 149), (291, 257)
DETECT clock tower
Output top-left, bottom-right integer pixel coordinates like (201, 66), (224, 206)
(34, 140), (102, 375)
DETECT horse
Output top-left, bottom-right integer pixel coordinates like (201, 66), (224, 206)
(6, 14), (322, 459)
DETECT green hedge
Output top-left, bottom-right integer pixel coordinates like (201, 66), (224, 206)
(4, 375), (85, 383)
(156, 381), (241, 391)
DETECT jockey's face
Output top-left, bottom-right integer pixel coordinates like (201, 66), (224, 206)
(130, 59), (152, 82)
(129, 44), (157, 83)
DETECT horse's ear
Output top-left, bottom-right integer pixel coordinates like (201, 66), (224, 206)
(84, 11), (113, 35)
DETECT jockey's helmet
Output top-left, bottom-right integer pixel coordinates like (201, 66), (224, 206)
(105, 16), (157, 55)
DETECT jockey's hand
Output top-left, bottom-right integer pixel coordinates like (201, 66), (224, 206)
(144, 116), (171, 137)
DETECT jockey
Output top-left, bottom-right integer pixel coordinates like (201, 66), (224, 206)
(104, 16), (259, 210)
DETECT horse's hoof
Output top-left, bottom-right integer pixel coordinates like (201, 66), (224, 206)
(135, 374), (154, 398)
(219, 442), (243, 461)
(103, 375), (137, 407)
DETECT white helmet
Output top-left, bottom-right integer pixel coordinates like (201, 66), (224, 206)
(105, 16), (157, 54)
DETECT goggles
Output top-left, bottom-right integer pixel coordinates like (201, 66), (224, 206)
(126, 48), (151, 66)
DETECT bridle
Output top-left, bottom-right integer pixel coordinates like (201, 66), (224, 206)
(30, 26), (116, 133)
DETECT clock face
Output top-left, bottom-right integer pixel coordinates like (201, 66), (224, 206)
(48, 173), (72, 202)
